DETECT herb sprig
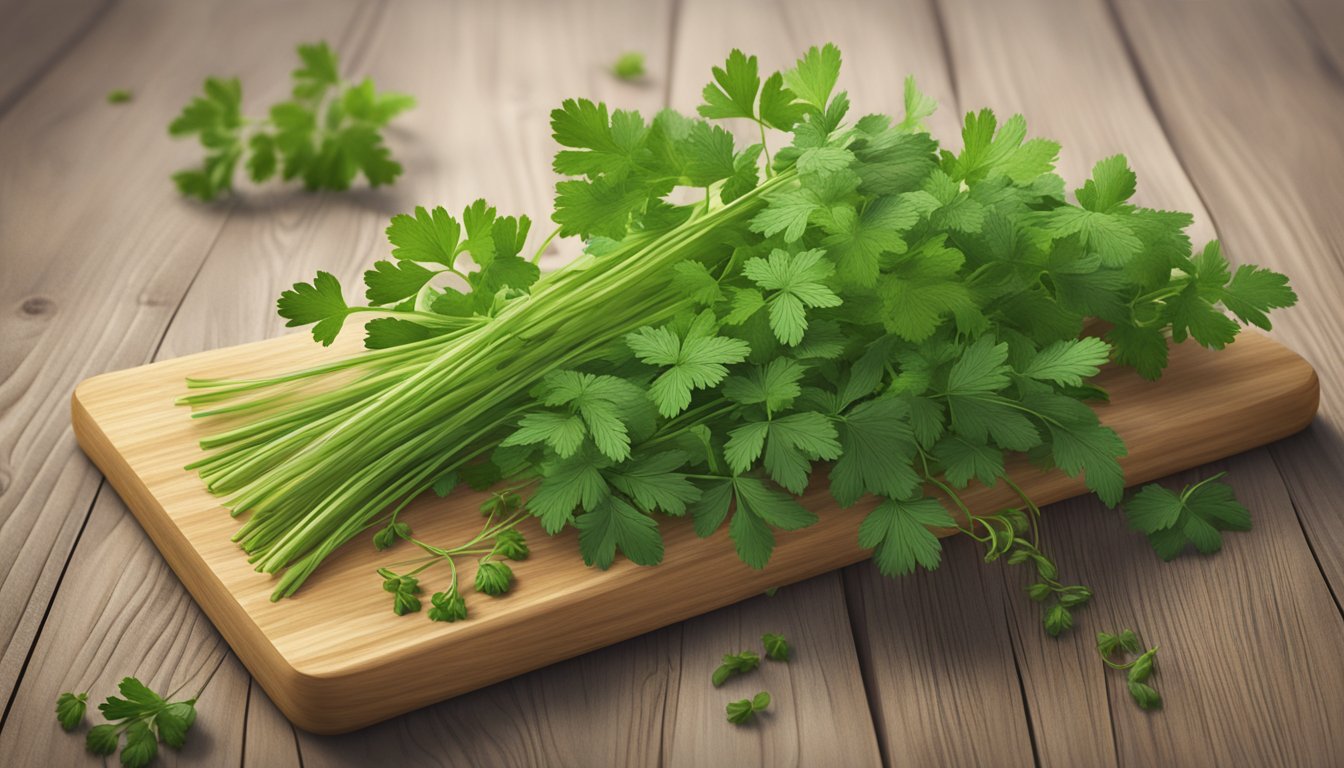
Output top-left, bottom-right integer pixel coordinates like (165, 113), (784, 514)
(1123, 473), (1250, 560)
(1097, 629), (1163, 710)
(56, 675), (207, 768)
(169, 41), (414, 200)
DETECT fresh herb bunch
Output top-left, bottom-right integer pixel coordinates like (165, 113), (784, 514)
(182, 44), (1294, 629)
(169, 41), (414, 201)
(56, 677), (202, 768)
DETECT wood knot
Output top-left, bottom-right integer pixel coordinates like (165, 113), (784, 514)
(20, 296), (54, 316)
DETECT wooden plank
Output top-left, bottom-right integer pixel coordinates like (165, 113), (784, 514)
(844, 545), (1034, 767)
(0, 0), (110, 113)
(1112, 0), (1344, 612)
(1008, 451), (1344, 766)
(939, 0), (1344, 763)
(663, 577), (881, 766)
(0, 488), (251, 766)
(1291, 0), (1344, 72)
(0, 0), (367, 707)
(294, 629), (676, 766)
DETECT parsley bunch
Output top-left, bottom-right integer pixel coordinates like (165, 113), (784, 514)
(169, 42), (414, 200)
(183, 45), (1294, 631)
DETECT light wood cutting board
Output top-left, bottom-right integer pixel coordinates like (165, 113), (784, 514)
(71, 330), (1318, 733)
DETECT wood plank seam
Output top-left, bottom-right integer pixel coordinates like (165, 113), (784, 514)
(1261, 455), (1344, 619)
(837, 577), (892, 768)
(0, 481), (101, 726)
(0, 0), (114, 118)
(1105, 0), (1344, 630)
(1002, 608), (1044, 768)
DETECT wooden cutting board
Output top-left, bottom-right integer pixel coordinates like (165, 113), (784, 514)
(71, 330), (1318, 734)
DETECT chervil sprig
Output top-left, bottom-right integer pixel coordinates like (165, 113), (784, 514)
(1097, 630), (1163, 710)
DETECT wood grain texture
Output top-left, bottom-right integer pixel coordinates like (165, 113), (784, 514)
(0, 0), (109, 113)
(662, 576), (881, 767)
(940, 0), (1344, 765)
(1008, 451), (1344, 767)
(15, 0), (684, 760)
(71, 326), (1316, 733)
(0, 0), (368, 709)
(844, 544), (1034, 768)
(1111, 0), (1344, 619)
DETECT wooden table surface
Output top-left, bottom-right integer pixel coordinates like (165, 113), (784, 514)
(3, 0), (1343, 765)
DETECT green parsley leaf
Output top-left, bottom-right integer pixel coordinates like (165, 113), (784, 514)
(725, 411), (841, 493)
(121, 719), (158, 768)
(1020, 337), (1112, 387)
(386, 205), (461, 265)
(1123, 473), (1250, 560)
(743, 249), (842, 346)
(699, 49), (760, 121)
(528, 447), (610, 533)
(277, 271), (351, 346)
(830, 397), (921, 506)
(55, 691), (87, 731)
(492, 529), (530, 561)
(783, 44), (841, 111)
(171, 42), (411, 198)
(726, 690), (771, 724)
(155, 701), (197, 748)
(98, 677), (165, 721)
(858, 496), (955, 577)
(575, 495), (664, 569)
(86, 723), (119, 756)
(604, 451), (701, 516)
(762, 632), (791, 661)
(379, 568), (422, 615)
(428, 589), (468, 622)
(106, 89), (133, 104)
(726, 476), (817, 568)
(627, 324), (751, 417)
